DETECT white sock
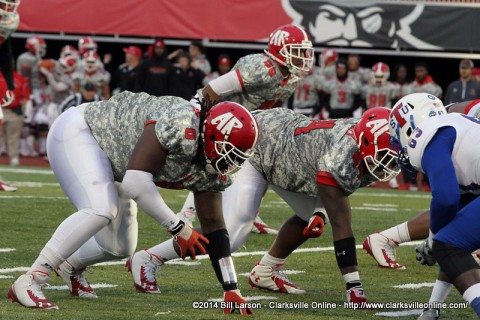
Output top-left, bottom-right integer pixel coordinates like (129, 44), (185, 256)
(343, 271), (360, 284)
(180, 192), (196, 213)
(28, 246), (64, 275)
(148, 239), (180, 261)
(260, 253), (285, 267)
(380, 222), (411, 243)
(463, 283), (480, 304)
(66, 236), (118, 270)
(429, 280), (453, 306)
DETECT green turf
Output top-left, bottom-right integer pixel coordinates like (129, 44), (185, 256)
(0, 165), (475, 319)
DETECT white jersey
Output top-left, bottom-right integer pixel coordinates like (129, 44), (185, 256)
(292, 72), (322, 115)
(361, 82), (400, 109)
(322, 77), (361, 110)
(72, 67), (110, 96)
(408, 113), (480, 193)
(348, 67), (372, 85)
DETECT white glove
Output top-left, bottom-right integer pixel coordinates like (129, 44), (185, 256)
(1, 90), (14, 107)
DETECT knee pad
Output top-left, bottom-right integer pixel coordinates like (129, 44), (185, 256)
(433, 240), (480, 282)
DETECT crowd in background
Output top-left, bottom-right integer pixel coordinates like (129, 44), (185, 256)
(2, 36), (480, 192)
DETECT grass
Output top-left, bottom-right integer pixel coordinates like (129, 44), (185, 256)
(0, 165), (475, 319)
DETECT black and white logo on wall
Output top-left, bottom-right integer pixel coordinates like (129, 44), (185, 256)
(282, 0), (480, 52)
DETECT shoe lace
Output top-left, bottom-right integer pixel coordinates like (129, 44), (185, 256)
(30, 279), (50, 299)
(71, 269), (92, 288)
(272, 267), (291, 283)
(143, 261), (160, 283)
(383, 239), (398, 262)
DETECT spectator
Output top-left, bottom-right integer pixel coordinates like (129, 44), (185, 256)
(58, 82), (101, 113)
(391, 64), (411, 99)
(472, 67), (480, 84)
(113, 45), (142, 93)
(168, 51), (204, 100)
(404, 62), (442, 98)
(322, 59), (362, 119)
(444, 59), (480, 104)
(135, 39), (172, 96)
(202, 54), (231, 86)
(188, 40), (211, 76)
(0, 71), (29, 166)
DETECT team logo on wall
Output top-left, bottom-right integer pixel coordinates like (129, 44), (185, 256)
(281, 0), (446, 50)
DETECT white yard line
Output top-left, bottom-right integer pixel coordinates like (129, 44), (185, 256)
(374, 309), (423, 317)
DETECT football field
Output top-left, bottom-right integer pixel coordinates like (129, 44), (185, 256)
(0, 165), (474, 319)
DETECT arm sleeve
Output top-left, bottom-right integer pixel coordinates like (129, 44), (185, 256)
(421, 126), (460, 234)
(208, 70), (243, 96)
(122, 170), (180, 230)
(0, 38), (15, 90)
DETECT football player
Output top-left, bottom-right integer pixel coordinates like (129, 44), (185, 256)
(127, 107), (399, 306)
(72, 51), (111, 99)
(0, 0), (19, 191)
(292, 66), (323, 118)
(176, 24), (314, 232)
(387, 93), (480, 318)
(361, 62), (400, 110)
(8, 91), (259, 315)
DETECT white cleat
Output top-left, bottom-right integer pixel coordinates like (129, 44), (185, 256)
(249, 263), (306, 294)
(418, 308), (440, 320)
(176, 208), (196, 228)
(363, 233), (405, 270)
(0, 180), (17, 192)
(251, 214), (278, 235)
(8, 272), (58, 310)
(56, 261), (97, 298)
(126, 249), (163, 294)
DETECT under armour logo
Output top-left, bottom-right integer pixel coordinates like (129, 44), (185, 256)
(211, 112), (243, 135)
(336, 251), (346, 256)
(270, 30), (290, 46)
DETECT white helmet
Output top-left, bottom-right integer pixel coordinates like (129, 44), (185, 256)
(389, 93), (446, 158)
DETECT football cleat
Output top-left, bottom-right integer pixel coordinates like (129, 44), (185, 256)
(126, 249), (163, 294)
(56, 261), (97, 298)
(363, 232), (405, 269)
(418, 308), (440, 320)
(8, 272), (58, 310)
(251, 213), (278, 235)
(0, 180), (17, 192)
(223, 289), (254, 315)
(346, 285), (368, 305)
(249, 263), (306, 294)
(176, 207), (196, 228)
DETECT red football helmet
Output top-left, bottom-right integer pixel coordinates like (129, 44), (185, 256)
(372, 62), (390, 85)
(82, 51), (100, 73)
(265, 24), (314, 75)
(0, 0), (19, 14)
(353, 107), (400, 181)
(319, 48), (338, 68)
(59, 55), (78, 74)
(202, 101), (259, 175)
(25, 36), (46, 58)
(78, 36), (97, 55)
(60, 45), (79, 59)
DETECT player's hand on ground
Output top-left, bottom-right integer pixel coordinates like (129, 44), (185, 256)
(223, 289), (254, 315)
(416, 239), (436, 266)
(170, 220), (208, 260)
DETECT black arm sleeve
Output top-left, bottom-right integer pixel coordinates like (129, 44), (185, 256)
(0, 38), (15, 90)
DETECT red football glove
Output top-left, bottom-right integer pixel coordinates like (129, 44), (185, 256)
(303, 212), (326, 238)
(170, 221), (209, 260)
(223, 289), (254, 315)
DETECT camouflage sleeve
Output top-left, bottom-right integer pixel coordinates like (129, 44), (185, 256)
(322, 79), (334, 94)
(234, 56), (275, 92)
(154, 106), (198, 156)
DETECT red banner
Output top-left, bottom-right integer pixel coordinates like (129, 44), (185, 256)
(18, 0), (292, 41)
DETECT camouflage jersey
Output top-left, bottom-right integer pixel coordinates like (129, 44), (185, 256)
(249, 108), (376, 196)
(292, 71), (322, 114)
(83, 91), (230, 192)
(198, 53), (300, 111)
